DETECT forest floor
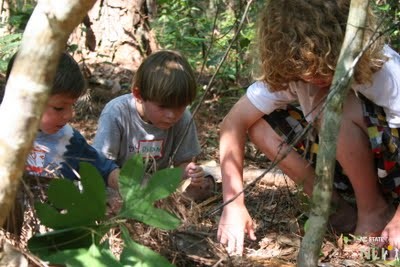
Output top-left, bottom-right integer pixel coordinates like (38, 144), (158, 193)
(0, 58), (394, 267)
(69, 60), (394, 267)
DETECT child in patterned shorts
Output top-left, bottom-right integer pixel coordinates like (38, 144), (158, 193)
(217, 0), (400, 255)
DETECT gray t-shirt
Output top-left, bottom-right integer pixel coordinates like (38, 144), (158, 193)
(93, 94), (201, 169)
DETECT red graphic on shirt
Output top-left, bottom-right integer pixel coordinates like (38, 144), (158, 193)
(26, 145), (48, 174)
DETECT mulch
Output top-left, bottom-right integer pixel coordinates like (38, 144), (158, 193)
(0, 67), (393, 267)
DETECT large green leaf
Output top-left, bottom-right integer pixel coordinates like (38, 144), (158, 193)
(119, 225), (174, 267)
(79, 162), (107, 212)
(35, 162), (106, 229)
(42, 244), (122, 267)
(143, 168), (183, 202)
(119, 155), (145, 201)
(124, 201), (181, 230)
(28, 225), (107, 259)
(118, 155), (182, 230)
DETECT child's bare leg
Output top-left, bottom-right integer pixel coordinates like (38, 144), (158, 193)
(336, 92), (394, 235)
(248, 118), (315, 195)
(249, 118), (357, 232)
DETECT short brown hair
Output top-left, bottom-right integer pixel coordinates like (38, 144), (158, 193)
(132, 50), (197, 107)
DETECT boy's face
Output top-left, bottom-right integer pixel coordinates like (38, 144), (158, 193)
(40, 94), (77, 134)
(139, 100), (186, 130)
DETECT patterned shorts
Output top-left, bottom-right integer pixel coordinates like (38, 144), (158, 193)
(263, 96), (400, 202)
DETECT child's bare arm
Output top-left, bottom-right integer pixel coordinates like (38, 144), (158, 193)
(218, 95), (264, 255)
(105, 168), (122, 215)
(219, 95), (264, 206)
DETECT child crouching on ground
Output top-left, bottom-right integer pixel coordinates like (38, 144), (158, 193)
(3, 51), (119, 188)
(93, 50), (215, 202)
(217, 0), (400, 255)
(2, 51), (121, 235)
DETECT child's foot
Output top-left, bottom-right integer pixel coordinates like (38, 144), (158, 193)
(355, 203), (395, 237)
(328, 197), (357, 234)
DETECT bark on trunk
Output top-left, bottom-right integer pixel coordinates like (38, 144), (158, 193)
(297, 0), (369, 266)
(0, 0), (97, 227)
(70, 0), (159, 70)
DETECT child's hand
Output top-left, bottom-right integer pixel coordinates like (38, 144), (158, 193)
(184, 162), (206, 184)
(179, 161), (216, 202)
(106, 187), (122, 216)
(217, 204), (256, 255)
(381, 207), (400, 249)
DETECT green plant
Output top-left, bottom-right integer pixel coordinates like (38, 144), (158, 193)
(28, 155), (182, 266)
(0, 33), (22, 72)
(153, 0), (263, 84)
(376, 0), (400, 52)
(8, 4), (34, 31)
(0, 3), (34, 72)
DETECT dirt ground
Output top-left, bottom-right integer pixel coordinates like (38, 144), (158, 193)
(0, 59), (394, 267)
(69, 62), (392, 267)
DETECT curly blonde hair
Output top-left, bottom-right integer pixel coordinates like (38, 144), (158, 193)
(257, 0), (387, 91)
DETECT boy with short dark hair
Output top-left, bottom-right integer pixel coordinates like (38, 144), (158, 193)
(4, 51), (119, 188)
(2, 51), (121, 235)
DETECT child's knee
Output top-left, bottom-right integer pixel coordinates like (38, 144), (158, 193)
(342, 93), (367, 131)
(248, 118), (274, 143)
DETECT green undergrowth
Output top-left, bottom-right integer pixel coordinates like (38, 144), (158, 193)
(28, 155), (182, 267)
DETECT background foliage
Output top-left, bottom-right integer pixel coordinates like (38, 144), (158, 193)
(0, 0), (398, 82)
(153, 0), (262, 84)
(376, 0), (400, 51)
(0, 0), (399, 266)
(153, 0), (399, 87)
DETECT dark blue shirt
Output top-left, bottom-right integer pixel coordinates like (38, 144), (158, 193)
(26, 124), (118, 185)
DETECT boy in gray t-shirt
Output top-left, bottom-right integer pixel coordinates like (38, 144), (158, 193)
(93, 50), (213, 201)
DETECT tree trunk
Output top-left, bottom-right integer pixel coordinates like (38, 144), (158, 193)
(297, 0), (369, 266)
(0, 0), (97, 227)
(0, 0), (10, 24)
(70, 0), (159, 71)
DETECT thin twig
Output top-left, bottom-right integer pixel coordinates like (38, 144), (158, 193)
(169, 0), (254, 166)
(196, 3), (221, 84)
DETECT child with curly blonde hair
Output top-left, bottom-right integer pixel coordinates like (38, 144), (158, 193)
(218, 0), (400, 255)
